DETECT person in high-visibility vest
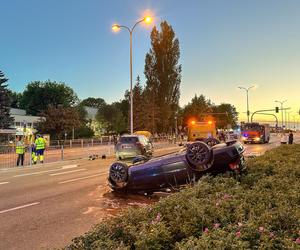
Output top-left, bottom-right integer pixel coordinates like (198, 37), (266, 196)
(31, 142), (37, 164)
(34, 134), (46, 163)
(16, 136), (25, 166)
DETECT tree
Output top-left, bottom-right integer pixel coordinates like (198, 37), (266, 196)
(144, 21), (182, 132)
(0, 71), (14, 129)
(7, 90), (22, 109)
(182, 95), (212, 126)
(20, 80), (78, 115)
(212, 103), (238, 129)
(37, 105), (81, 139)
(132, 76), (145, 131)
(80, 97), (106, 109)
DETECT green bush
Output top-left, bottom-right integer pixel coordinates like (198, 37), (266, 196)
(67, 145), (300, 249)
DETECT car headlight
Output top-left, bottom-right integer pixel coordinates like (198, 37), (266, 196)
(241, 136), (247, 140)
(255, 137), (260, 141)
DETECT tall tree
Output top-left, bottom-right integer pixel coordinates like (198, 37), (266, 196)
(7, 90), (22, 109)
(37, 105), (81, 139)
(80, 97), (106, 109)
(20, 80), (78, 115)
(0, 71), (14, 129)
(144, 21), (182, 132)
(132, 75), (144, 131)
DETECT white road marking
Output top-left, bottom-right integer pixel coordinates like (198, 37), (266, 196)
(50, 168), (86, 176)
(62, 164), (78, 169)
(13, 164), (79, 177)
(0, 202), (40, 214)
(13, 169), (62, 177)
(0, 182), (9, 185)
(59, 173), (106, 184)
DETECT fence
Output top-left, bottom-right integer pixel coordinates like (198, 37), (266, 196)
(0, 140), (176, 169)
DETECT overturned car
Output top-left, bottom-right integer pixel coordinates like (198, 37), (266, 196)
(108, 141), (245, 193)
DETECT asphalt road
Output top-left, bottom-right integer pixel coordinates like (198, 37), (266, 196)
(0, 135), (298, 250)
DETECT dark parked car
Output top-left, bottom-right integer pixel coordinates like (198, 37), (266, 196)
(108, 141), (245, 193)
(115, 134), (153, 161)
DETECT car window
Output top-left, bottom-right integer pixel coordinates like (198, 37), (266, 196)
(119, 136), (138, 143)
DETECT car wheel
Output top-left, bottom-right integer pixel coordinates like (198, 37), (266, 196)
(204, 138), (220, 147)
(109, 162), (128, 188)
(186, 142), (212, 168)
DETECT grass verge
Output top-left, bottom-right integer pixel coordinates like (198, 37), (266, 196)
(67, 144), (300, 249)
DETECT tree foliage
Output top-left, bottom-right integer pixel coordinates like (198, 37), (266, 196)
(0, 71), (14, 129)
(7, 90), (22, 109)
(80, 97), (106, 109)
(181, 94), (238, 129)
(37, 105), (81, 139)
(144, 21), (182, 133)
(20, 80), (78, 115)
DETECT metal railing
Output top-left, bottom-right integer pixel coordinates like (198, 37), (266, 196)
(0, 139), (176, 169)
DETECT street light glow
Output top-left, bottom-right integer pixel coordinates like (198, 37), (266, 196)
(112, 24), (120, 32)
(144, 16), (152, 23)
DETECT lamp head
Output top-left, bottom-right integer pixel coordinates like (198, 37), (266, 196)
(112, 24), (120, 32)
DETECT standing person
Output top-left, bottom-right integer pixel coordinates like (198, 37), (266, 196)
(288, 131), (294, 144)
(16, 136), (25, 167)
(280, 132), (287, 144)
(35, 134), (46, 164)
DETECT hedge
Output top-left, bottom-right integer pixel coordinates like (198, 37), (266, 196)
(67, 144), (300, 249)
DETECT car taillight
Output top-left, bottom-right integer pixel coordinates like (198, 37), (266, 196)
(229, 161), (239, 170)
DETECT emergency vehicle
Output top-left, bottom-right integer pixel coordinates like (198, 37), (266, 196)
(187, 120), (217, 141)
(241, 123), (270, 144)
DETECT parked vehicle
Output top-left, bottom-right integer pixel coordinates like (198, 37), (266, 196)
(241, 123), (270, 144)
(115, 134), (153, 160)
(108, 141), (245, 193)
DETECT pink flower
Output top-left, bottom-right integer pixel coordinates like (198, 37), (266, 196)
(204, 227), (209, 233)
(238, 222), (243, 227)
(213, 223), (220, 228)
(216, 202), (220, 206)
(223, 194), (231, 200)
(236, 231), (241, 237)
(259, 226), (264, 233)
(156, 213), (161, 222)
(269, 232), (274, 238)
(295, 238), (300, 244)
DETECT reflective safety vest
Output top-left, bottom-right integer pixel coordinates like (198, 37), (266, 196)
(35, 138), (46, 150)
(16, 142), (25, 154)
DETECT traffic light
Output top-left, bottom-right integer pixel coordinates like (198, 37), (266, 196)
(275, 107), (279, 113)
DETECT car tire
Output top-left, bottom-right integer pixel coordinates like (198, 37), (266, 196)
(204, 138), (220, 147)
(186, 141), (212, 168)
(109, 162), (128, 188)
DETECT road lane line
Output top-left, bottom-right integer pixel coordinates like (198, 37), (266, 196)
(50, 168), (86, 176)
(0, 182), (9, 185)
(0, 202), (40, 214)
(62, 164), (78, 169)
(59, 173), (106, 184)
(13, 169), (63, 177)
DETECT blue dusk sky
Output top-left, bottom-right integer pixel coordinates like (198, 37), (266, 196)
(1, 0), (300, 121)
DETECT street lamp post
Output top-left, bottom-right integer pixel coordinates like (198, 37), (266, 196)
(275, 100), (287, 128)
(112, 17), (152, 134)
(238, 85), (255, 123)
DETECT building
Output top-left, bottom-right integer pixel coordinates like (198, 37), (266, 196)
(10, 108), (42, 129)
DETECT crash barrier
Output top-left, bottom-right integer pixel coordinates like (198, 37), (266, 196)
(0, 141), (177, 168)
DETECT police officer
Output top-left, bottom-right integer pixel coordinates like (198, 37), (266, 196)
(35, 134), (46, 164)
(16, 136), (25, 166)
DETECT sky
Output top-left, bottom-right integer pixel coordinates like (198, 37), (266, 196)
(1, 0), (300, 122)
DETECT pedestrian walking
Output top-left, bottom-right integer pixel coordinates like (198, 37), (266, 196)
(280, 132), (287, 144)
(288, 131), (294, 144)
(34, 134), (46, 164)
(16, 136), (25, 166)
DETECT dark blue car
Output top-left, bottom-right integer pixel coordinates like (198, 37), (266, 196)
(108, 141), (245, 193)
